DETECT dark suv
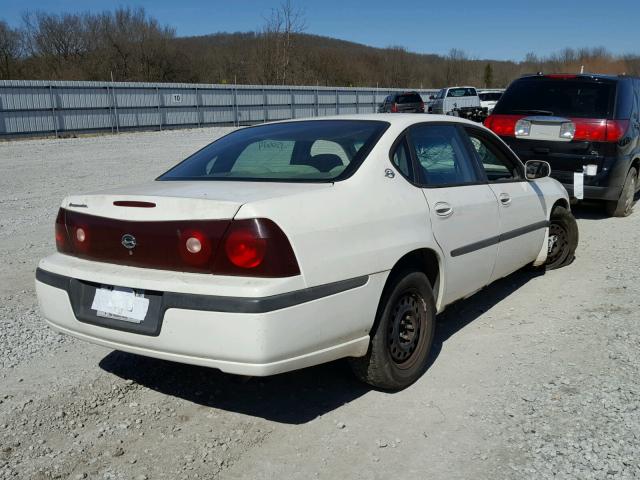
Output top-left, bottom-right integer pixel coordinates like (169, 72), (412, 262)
(378, 91), (424, 113)
(485, 74), (640, 216)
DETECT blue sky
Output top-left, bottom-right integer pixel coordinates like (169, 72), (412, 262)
(2, 0), (637, 60)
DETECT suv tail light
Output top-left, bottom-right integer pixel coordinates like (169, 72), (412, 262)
(419, 101), (425, 112)
(486, 115), (629, 143)
(571, 119), (629, 142)
(54, 209), (300, 277)
(390, 102), (398, 113)
(484, 114), (524, 137)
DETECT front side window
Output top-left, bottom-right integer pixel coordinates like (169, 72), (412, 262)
(409, 125), (479, 187)
(466, 130), (521, 182)
(159, 120), (389, 182)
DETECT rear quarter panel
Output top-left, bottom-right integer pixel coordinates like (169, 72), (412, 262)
(235, 126), (444, 291)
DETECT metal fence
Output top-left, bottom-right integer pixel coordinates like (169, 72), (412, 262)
(0, 80), (438, 137)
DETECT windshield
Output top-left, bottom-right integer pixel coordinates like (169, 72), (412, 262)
(447, 87), (477, 97)
(494, 79), (616, 118)
(158, 120), (389, 182)
(479, 92), (502, 101)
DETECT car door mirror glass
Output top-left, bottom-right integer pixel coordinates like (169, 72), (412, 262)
(525, 160), (551, 180)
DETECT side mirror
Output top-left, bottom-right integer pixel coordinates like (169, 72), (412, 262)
(429, 95), (435, 100)
(525, 160), (551, 180)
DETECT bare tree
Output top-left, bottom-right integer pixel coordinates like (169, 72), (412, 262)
(0, 21), (22, 79)
(258, 0), (306, 85)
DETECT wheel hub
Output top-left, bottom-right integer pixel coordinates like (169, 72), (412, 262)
(547, 223), (568, 264)
(388, 294), (422, 364)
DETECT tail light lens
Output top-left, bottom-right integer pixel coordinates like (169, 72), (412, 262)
(390, 102), (398, 113)
(487, 115), (629, 143)
(53, 209), (300, 277)
(484, 114), (524, 137)
(55, 208), (70, 253)
(419, 101), (425, 111)
(213, 218), (299, 277)
(572, 119), (629, 142)
(605, 120), (629, 142)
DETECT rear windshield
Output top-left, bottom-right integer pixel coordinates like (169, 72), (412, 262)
(396, 93), (423, 104)
(447, 88), (477, 97)
(479, 92), (502, 101)
(494, 78), (616, 118)
(158, 120), (389, 182)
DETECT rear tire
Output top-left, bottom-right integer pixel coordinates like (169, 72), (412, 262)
(349, 270), (436, 391)
(544, 206), (579, 270)
(606, 167), (637, 217)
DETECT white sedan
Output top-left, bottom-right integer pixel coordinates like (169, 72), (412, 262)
(36, 115), (578, 390)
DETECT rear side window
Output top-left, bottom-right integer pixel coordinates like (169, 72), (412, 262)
(159, 120), (389, 182)
(391, 138), (413, 180)
(408, 125), (479, 187)
(447, 88), (477, 97)
(494, 78), (616, 118)
(396, 93), (423, 104)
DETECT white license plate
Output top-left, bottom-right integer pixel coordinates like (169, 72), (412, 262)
(91, 286), (149, 324)
(529, 123), (569, 142)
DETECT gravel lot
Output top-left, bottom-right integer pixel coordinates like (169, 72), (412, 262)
(0, 128), (638, 479)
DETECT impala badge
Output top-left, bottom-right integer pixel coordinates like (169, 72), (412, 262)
(121, 234), (137, 250)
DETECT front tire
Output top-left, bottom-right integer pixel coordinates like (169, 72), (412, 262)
(545, 206), (579, 270)
(349, 270), (436, 391)
(606, 167), (637, 217)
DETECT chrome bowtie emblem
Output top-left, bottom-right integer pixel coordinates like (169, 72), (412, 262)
(121, 234), (137, 250)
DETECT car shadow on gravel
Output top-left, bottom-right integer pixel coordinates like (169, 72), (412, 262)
(99, 268), (544, 425)
(99, 350), (370, 425)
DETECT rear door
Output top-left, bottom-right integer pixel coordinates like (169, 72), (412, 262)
(406, 123), (500, 304)
(463, 126), (547, 281)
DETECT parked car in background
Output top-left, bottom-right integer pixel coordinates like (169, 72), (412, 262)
(378, 91), (425, 113)
(429, 86), (487, 122)
(478, 90), (503, 114)
(485, 73), (640, 216)
(36, 115), (577, 391)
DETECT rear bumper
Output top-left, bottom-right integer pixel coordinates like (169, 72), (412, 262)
(502, 137), (626, 201)
(561, 183), (622, 201)
(35, 259), (386, 376)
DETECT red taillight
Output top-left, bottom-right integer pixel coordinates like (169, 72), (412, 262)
(54, 209), (299, 277)
(213, 218), (300, 277)
(420, 101), (425, 111)
(571, 119), (629, 142)
(484, 114), (524, 137)
(225, 229), (267, 269)
(55, 208), (69, 252)
(605, 120), (629, 142)
(545, 74), (577, 79)
(390, 102), (398, 113)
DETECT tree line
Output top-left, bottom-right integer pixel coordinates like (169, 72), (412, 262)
(1, 4), (639, 89)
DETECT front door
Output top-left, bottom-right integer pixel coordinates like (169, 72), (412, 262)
(406, 123), (500, 305)
(464, 126), (547, 281)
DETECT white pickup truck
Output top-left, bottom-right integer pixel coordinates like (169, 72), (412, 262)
(428, 86), (487, 122)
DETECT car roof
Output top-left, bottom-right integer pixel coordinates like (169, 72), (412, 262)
(275, 113), (487, 129)
(518, 73), (640, 82)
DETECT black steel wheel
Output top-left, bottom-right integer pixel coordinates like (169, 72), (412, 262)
(544, 206), (578, 270)
(349, 269), (436, 390)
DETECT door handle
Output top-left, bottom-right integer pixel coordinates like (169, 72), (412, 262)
(434, 202), (454, 218)
(499, 193), (512, 206)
